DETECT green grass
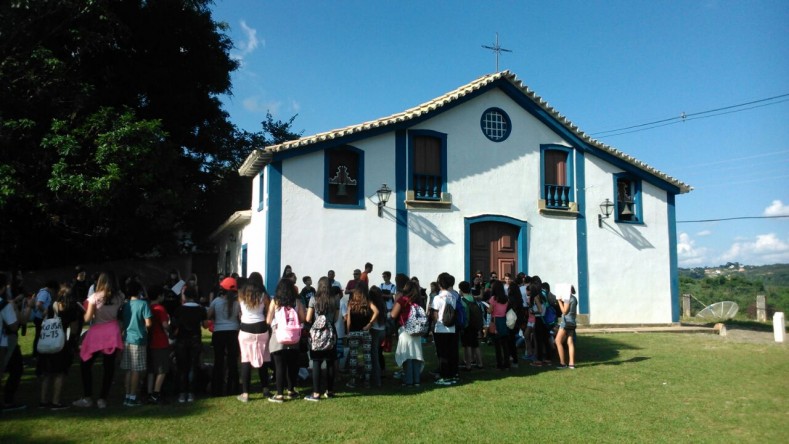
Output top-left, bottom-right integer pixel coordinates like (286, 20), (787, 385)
(2, 330), (787, 443)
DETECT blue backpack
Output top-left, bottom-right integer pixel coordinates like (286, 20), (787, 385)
(454, 292), (468, 330)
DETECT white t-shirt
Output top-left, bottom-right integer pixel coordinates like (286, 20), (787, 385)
(1, 301), (18, 347)
(336, 294), (349, 339)
(380, 282), (396, 311)
(431, 289), (456, 334)
(239, 299), (266, 324)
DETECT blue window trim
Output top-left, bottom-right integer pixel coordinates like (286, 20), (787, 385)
(480, 107), (512, 142)
(395, 130), (409, 275)
(265, 161), (282, 289)
(256, 169), (265, 212)
(667, 193), (680, 322)
(408, 129), (447, 198)
(464, 215), (528, 281)
(323, 145), (365, 209)
(241, 244), (248, 278)
(613, 172), (643, 224)
(575, 149), (589, 315)
(539, 144), (575, 203)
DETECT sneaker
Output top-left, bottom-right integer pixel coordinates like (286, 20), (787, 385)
(187, 393), (195, 403)
(322, 391), (335, 399)
(267, 395), (284, 403)
(236, 394), (249, 403)
(304, 394), (321, 402)
(286, 390), (299, 400)
(556, 364), (569, 369)
(147, 393), (161, 405)
(125, 398), (143, 407)
(50, 403), (69, 411)
(178, 393), (187, 403)
(97, 399), (107, 409)
(569, 365), (576, 369)
(2, 403), (27, 412)
(72, 398), (93, 408)
(392, 371), (402, 379)
(434, 378), (453, 386)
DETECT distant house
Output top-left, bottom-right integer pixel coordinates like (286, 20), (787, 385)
(211, 71), (692, 325)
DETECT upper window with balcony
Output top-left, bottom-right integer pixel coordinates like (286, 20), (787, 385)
(407, 130), (448, 208)
(540, 145), (575, 211)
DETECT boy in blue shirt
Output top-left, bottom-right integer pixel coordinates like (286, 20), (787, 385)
(120, 281), (152, 406)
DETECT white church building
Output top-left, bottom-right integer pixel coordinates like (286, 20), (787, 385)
(211, 71), (692, 325)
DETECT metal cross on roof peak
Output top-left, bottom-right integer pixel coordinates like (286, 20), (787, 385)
(482, 32), (513, 72)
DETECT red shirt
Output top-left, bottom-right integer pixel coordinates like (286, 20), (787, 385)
(396, 296), (413, 327)
(150, 303), (170, 349)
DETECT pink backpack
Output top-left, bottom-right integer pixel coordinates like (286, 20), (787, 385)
(274, 305), (302, 345)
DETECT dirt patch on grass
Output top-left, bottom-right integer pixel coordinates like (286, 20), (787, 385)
(721, 327), (786, 345)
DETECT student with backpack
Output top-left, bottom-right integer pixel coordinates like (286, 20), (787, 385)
(236, 281), (271, 402)
(506, 283), (525, 368)
(458, 281), (484, 371)
(430, 272), (459, 385)
(391, 281), (426, 387)
(266, 278), (305, 403)
(304, 277), (339, 401)
(528, 276), (551, 367)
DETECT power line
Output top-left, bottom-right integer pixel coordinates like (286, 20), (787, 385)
(677, 215), (789, 223)
(590, 94), (789, 138)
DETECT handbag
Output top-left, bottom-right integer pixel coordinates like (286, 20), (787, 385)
(505, 308), (517, 329)
(37, 303), (65, 354)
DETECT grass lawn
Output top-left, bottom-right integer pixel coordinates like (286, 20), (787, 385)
(1, 330), (786, 443)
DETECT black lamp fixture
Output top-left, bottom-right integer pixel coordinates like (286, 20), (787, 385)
(598, 198), (614, 228)
(376, 184), (392, 217)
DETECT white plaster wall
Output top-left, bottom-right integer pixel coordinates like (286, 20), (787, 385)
(277, 134), (400, 285)
(584, 155), (673, 323)
(407, 88), (579, 282)
(243, 171), (268, 277)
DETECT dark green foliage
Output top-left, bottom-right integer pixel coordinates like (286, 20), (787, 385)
(679, 264), (789, 318)
(0, 0), (300, 268)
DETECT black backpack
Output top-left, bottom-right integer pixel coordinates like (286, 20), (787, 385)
(441, 298), (457, 327)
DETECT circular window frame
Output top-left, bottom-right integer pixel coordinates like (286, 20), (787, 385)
(480, 107), (512, 142)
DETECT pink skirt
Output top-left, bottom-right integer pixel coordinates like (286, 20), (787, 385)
(80, 320), (124, 362)
(238, 330), (270, 367)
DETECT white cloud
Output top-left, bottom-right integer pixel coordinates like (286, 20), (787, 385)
(677, 232), (709, 267)
(696, 230), (712, 237)
(764, 200), (789, 216)
(720, 233), (789, 265)
(243, 96), (281, 115)
(231, 20), (263, 62)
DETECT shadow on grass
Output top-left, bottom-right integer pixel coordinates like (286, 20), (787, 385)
(4, 335), (653, 408)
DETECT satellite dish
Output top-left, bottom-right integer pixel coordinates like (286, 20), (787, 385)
(696, 301), (739, 320)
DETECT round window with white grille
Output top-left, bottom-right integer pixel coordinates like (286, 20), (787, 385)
(480, 107), (511, 142)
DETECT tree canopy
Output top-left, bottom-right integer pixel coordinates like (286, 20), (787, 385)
(0, 0), (300, 269)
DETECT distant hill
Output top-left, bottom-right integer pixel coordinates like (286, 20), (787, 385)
(679, 263), (789, 319)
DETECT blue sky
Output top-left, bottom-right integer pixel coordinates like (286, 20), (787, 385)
(211, 0), (789, 267)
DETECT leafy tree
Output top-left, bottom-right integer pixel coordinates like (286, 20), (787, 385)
(0, 0), (266, 268)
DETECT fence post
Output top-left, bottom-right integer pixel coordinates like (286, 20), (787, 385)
(756, 294), (767, 322)
(682, 294), (691, 318)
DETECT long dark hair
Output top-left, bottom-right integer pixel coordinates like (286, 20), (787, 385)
(490, 281), (508, 304)
(238, 283), (264, 310)
(274, 278), (297, 308)
(313, 277), (331, 314)
(368, 285), (386, 323)
(402, 281), (424, 307)
(348, 282), (370, 316)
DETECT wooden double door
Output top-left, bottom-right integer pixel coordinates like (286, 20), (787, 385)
(470, 221), (519, 278)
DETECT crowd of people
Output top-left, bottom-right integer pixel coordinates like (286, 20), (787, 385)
(0, 263), (578, 411)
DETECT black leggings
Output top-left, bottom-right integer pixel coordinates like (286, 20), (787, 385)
(81, 351), (117, 399)
(240, 362), (269, 394)
(309, 350), (336, 395)
(3, 345), (23, 403)
(211, 330), (240, 396)
(533, 318), (549, 361)
(271, 349), (299, 396)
